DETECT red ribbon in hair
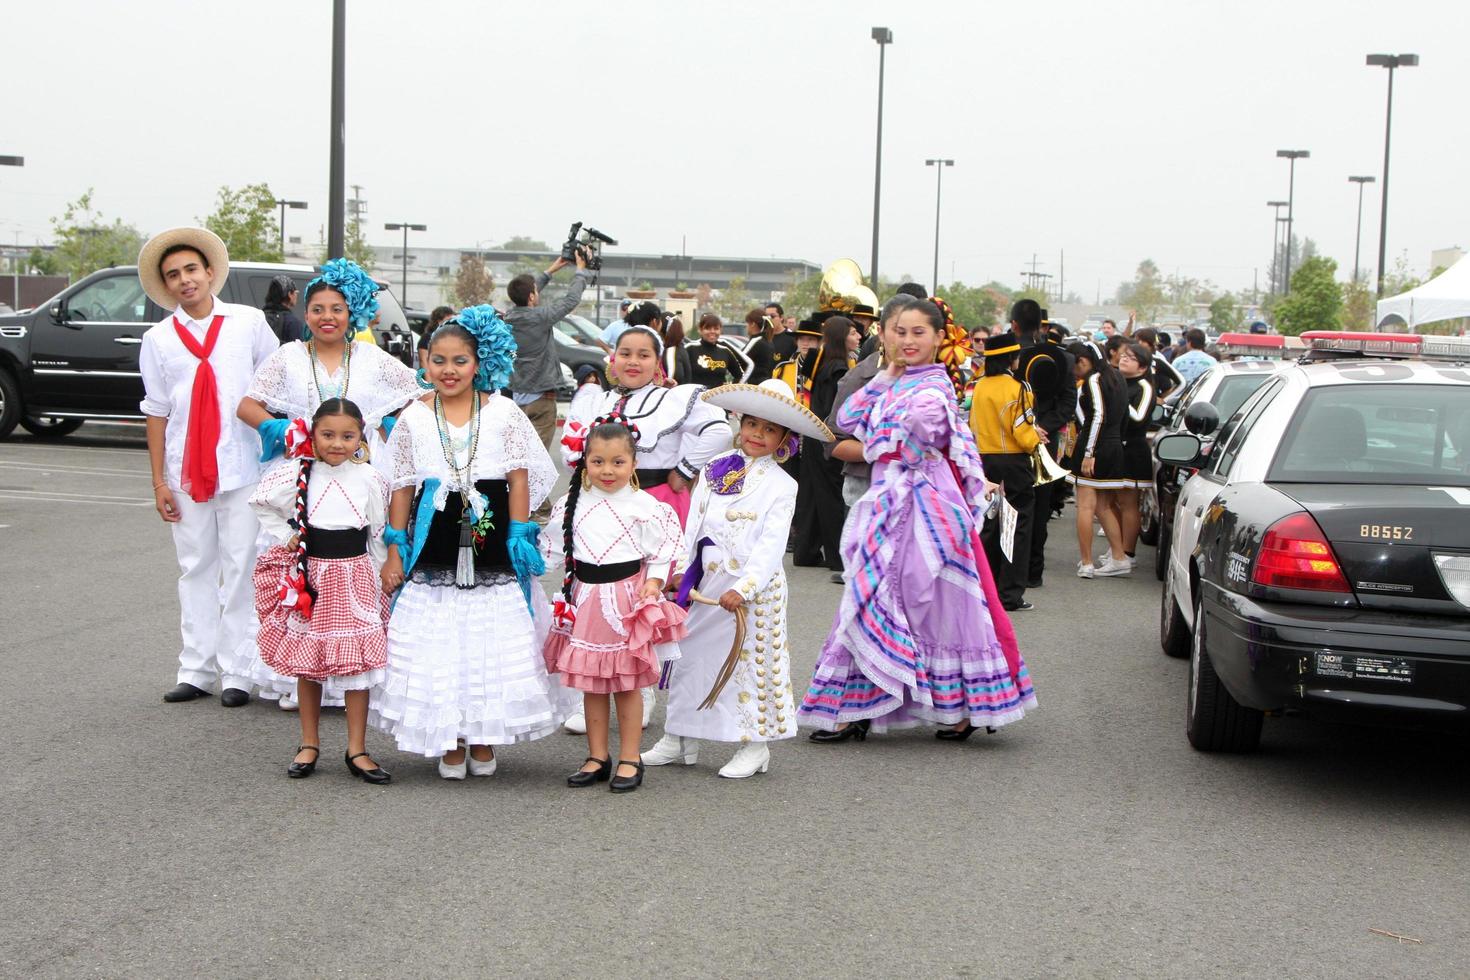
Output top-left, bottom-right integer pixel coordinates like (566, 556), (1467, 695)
(284, 417), (315, 459)
(172, 315), (225, 502)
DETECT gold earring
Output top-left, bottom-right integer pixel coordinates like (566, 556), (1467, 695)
(629, 471), (640, 490)
(351, 443), (370, 464)
(580, 470), (592, 491)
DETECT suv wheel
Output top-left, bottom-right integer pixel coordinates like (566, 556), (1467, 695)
(1159, 566), (1190, 658)
(1138, 492), (1159, 546)
(0, 369), (21, 440)
(20, 415), (85, 438)
(1186, 593), (1263, 752)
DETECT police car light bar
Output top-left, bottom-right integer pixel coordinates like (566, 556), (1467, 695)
(1300, 331), (1423, 355)
(1419, 336), (1470, 360)
(1216, 333), (1285, 358)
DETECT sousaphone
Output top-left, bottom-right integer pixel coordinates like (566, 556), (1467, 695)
(818, 258), (879, 315)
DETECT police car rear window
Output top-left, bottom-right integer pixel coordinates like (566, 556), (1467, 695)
(1269, 385), (1470, 486)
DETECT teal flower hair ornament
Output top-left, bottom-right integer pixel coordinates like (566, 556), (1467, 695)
(452, 304), (518, 392)
(304, 258), (380, 340)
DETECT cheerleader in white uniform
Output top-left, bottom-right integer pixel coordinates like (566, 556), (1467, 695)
(370, 308), (564, 779)
(644, 380), (831, 779)
(238, 259), (419, 708)
(250, 398), (392, 784)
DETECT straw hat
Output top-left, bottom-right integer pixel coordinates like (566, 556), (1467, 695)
(136, 226), (230, 309)
(701, 378), (834, 441)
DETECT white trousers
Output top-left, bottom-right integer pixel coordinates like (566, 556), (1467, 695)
(170, 485), (260, 692)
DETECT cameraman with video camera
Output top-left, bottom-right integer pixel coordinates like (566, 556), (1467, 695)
(505, 246), (594, 460)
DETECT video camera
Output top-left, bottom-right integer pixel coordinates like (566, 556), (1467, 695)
(560, 221), (617, 272)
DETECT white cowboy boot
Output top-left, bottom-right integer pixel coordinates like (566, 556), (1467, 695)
(641, 734), (698, 766)
(718, 743), (771, 779)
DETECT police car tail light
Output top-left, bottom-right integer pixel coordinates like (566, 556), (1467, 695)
(1253, 512), (1351, 593)
(1432, 555), (1470, 609)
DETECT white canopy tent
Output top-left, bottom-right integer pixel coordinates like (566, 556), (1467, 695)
(1376, 255), (1470, 330)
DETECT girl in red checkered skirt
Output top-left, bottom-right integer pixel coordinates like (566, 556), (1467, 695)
(250, 398), (392, 784)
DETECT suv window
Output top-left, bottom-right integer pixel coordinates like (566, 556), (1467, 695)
(1210, 376), (1284, 478)
(66, 275), (150, 323)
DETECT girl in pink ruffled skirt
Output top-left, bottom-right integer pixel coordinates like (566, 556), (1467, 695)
(543, 414), (687, 793)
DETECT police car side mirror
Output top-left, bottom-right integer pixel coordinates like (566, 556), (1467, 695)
(1183, 401), (1219, 436)
(1155, 432), (1204, 466)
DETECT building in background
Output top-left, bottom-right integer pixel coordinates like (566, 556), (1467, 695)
(1430, 246), (1465, 274)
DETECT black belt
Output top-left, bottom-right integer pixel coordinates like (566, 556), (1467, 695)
(636, 468), (672, 488)
(573, 558), (642, 584)
(305, 526), (368, 559)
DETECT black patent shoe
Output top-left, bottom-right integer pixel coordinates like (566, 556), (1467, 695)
(808, 719), (870, 743)
(567, 756), (612, 787)
(935, 723), (997, 741)
(220, 687), (251, 708)
(610, 759), (645, 793)
(345, 751), (391, 785)
(163, 682), (211, 703)
(287, 745), (320, 779)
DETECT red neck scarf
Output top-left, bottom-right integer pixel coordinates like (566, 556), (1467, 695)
(172, 314), (226, 502)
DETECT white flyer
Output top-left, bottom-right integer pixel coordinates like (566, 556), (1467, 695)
(999, 496), (1019, 562)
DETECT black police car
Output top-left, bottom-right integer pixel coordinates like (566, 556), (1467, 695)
(1155, 337), (1470, 751)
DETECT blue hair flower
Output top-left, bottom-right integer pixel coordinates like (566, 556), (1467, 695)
(305, 258), (380, 340)
(451, 304), (518, 391)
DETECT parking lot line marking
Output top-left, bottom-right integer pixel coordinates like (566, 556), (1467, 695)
(0, 444), (147, 459)
(0, 494), (151, 508)
(0, 461), (151, 478)
(0, 488), (150, 506)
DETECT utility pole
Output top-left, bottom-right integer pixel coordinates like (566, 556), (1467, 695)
(326, 0), (346, 257)
(1059, 249), (1065, 303)
(869, 27), (893, 285)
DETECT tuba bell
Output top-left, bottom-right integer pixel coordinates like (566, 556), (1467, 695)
(818, 258), (873, 314)
(1032, 443), (1071, 485)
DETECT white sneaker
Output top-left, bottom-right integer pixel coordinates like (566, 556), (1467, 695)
(641, 686), (656, 730)
(563, 710), (587, 735)
(278, 695), (298, 712)
(1093, 555), (1133, 577)
(718, 743), (771, 779)
(438, 756), (468, 780)
(467, 749), (497, 777)
(642, 734), (698, 766)
(1076, 562), (1096, 579)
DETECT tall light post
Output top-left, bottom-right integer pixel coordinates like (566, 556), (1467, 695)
(326, 0), (346, 257)
(1276, 215), (1290, 293)
(1276, 149), (1309, 293)
(1266, 200), (1288, 295)
(2, 156), (23, 308)
(1347, 176), (1376, 285)
(925, 158), (953, 295)
(275, 199), (306, 257)
(385, 222), (427, 309)
(1367, 53), (1418, 298)
(869, 27), (893, 286)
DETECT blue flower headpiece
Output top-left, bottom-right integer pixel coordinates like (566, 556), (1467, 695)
(304, 258), (380, 340)
(449, 304), (518, 392)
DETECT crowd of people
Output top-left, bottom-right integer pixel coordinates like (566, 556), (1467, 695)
(145, 226), (1272, 792)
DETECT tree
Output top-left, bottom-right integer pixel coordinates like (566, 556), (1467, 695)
(317, 214), (376, 270)
(1208, 293), (1241, 333)
(452, 252), (494, 307)
(1116, 259), (1166, 323)
(1339, 278), (1375, 331)
(26, 247), (60, 276)
(778, 270), (821, 317)
(1275, 256), (1341, 335)
(935, 281), (1003, 330)
(717, 276), (752, 319)
(501, 236), (551, 251)
(202, 183), (281, 263)
(49, 189), (145, 282)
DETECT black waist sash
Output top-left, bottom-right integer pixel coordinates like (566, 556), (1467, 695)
(636, 468), (672, 488)
(573, 558), (642, 584)
(305, 526), (368, 559)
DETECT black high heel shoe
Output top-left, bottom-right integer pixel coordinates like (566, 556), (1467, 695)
(808, 719), (870, 743)
(567, 756), (612, 787)
(610, 759), (645, 793)
(345, 751), (392, 785)
(935, 723), (997, 741)
(287, 745), (319, 779)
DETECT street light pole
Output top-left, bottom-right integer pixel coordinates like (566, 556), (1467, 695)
(275, 199), (307, 258)
(384, 222), (427, 309)
(2, 156), (24, 309)
(1367, 53), (1419, 298)
(1276, 216), (1290, 294)
(1276, 150), (1309, 294)
(925, 158), (953, 295)
(869, 27), (892, 286)
(1347, 176), (1376, 285)
(1266, 200), (1287, 296)
(327, 0), (346, 258)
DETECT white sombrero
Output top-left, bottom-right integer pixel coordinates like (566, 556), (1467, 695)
(137, 226), (230, 309)
(702, 379), (835, 442)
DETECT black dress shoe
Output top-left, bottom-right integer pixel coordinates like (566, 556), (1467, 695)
(345, 751), (391, 785)
(935, 722), (997, 741)
(808, 719), (870, 743)
(610, 759), (645, 793)
(829, 571), (845, 584)
(220, 687), (251, 708)
(287, 745), (320, 779)
(567, 756), (612, 787)
(163, 682), (211, 703)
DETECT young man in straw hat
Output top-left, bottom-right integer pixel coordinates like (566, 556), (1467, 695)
(137, 227), (278, 706)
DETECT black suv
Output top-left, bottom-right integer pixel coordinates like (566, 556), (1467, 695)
(0, 263), (414, 439)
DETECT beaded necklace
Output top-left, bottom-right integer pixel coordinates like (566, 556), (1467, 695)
(307, 339), (352, 402)
(434, 393), (495, 580)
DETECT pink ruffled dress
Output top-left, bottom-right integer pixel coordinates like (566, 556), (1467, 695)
(542, 484), (688, 693)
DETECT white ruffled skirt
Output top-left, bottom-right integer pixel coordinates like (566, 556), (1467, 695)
(369, 576), (568, 757)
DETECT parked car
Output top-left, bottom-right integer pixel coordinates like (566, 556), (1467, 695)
(552, 327), (606, 395)
(0, 262), (413, 440)
(1155, 343), (1470, 752)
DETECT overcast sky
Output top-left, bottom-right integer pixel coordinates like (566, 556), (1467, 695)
(2, 0), (1463, 301)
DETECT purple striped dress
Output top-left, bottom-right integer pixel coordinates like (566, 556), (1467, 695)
(798, 363), (1038, 732)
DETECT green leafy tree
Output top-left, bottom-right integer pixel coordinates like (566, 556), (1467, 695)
(1116, 259), (1165, 323)
(49, 189), (146, 282)
(452, 252), (495, 307)
(1208, 293), (1241, 333)
(935, 281), (1002, 331)
(718, 275), (752, 319)
(501, 236), (550, 251)
(316, 214), (376, 270)
(27, 247), (60, 276)
(1275, 256), (1341, 335)
(202, 183), (281, 262)
(778, 271), (821, 318)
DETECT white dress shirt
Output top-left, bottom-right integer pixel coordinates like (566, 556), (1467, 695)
(139, 300), (278, 495)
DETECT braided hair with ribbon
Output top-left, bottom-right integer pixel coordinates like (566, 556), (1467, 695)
(303, 259), (379, 341)
(278, 398), (368, 619)
(931, 296), (974, 399)
(553, 411), (643, 627)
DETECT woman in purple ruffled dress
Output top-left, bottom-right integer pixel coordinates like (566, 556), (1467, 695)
(797, 301), (1038, 741)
